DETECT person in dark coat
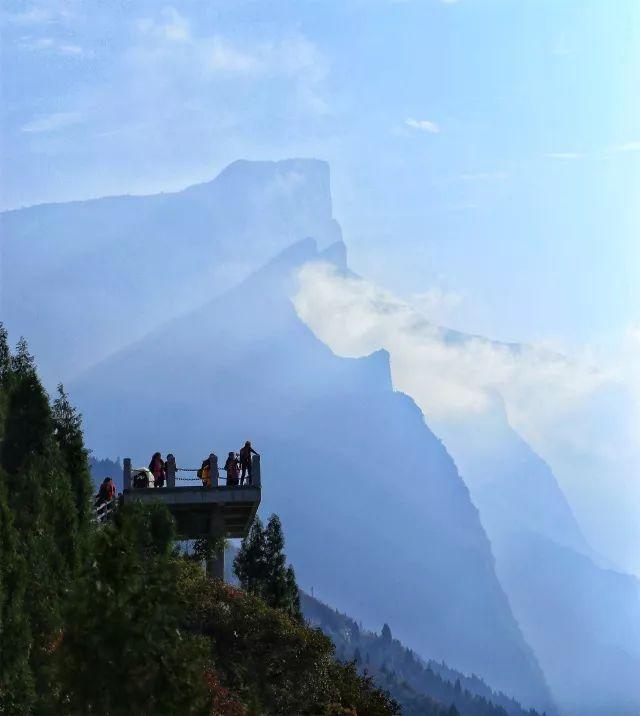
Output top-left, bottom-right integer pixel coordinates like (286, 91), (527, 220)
(224, 452), (240, 487)
(239, 441), (259, 485)
(148, 452), (166, 488)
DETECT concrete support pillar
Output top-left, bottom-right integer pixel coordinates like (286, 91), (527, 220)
(206, 545), (225, 580)
(206, 507), (225, 580)
(209, 453), (219, 488)
(123, 458), (132, 491)
(166, 454), (176, 488)
(252, 454), (261, 487)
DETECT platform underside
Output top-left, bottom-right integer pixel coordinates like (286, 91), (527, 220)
(122, 486), (261, 539)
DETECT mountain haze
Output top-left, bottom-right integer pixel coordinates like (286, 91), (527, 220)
(432, 404), (640, 716)
(69, 236), (555, 713)
(12, 157), (632, 713)
(0, 159), (340, 385)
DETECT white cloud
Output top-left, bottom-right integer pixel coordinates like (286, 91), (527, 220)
(19, 35), (84, 55)
(5, 7), (53, 24)
(135, 9), (326, 82)
(5, 1), (76, 25)
(552, 44), (573, 56)
(544, 152), (585, 160)
(58, 43), (82, 55)
(137, 7), (190, 43)
(208, 38), (259, 73)
(405, 117), (440, 134)
(129, 7), (329, 116)
(293, 262), (640, 573)
(410, 287), (463, 325)
(293, 261), (607, 421)
(612, 141), (640, 153)
(458, 171), (509, 181)
(21, 111), (84, 133)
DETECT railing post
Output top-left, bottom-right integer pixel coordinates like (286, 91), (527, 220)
(166, 454), (176, 488)
(252, 454), (261, 487)
(123, 458), (132, 491)
(209, 453), (219, 488)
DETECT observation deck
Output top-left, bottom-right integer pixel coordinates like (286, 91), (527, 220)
(121, 453), (261, 578)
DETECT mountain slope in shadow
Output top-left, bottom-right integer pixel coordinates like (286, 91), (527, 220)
(71, 239), (555, 714)
(433, 406), (640, 716)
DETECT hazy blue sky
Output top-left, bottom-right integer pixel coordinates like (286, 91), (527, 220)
(2, 0), (640, 575)
(2, 0), (639, 349)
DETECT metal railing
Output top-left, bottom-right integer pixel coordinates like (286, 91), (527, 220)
(123, 452), (261, 490)
(93, 496), (117, 525)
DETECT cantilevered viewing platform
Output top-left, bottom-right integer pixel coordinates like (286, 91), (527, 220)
(121, 453), (261, 578)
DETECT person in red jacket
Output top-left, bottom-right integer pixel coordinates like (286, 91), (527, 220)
(104, 477), (117, 501)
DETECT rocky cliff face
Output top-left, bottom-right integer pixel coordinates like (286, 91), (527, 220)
(434, 407), (640, 716)
(70, 238), (555, 713)
(0, 159), (341, 385)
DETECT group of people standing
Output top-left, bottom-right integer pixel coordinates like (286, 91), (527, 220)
(223, 441), (259, 487)
(200, 441), (259, 487)
(146, 442), (259, 489)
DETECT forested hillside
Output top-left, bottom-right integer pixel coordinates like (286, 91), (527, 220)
(0, 327), (397, 715)
(301, 594), (544, 716)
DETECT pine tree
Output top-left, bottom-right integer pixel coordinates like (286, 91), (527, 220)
(381, 623), (392, 646)
(234, 516), (266, 592)
(52, 384), (93, 531)
(234, 514), (301, 620)
(0, 467), (35, 713)
(2, 338), (50, 475)
(263, 514), (301, 620)
(0, 334), (87, 712)
(0, 324), (10, 386)
(57, 502), (211, 715)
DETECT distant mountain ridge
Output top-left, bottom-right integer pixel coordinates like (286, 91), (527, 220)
(11, 156), (637, 714)
(71, 236), (555, 713)
(431, 406), (640, 715)
(0, 159), (341, 385)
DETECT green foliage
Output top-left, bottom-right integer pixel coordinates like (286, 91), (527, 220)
(302, 593), (544, 716)
(0, 469), (35, 713)
(2, 341), (50, 475)
(234, 514), (301, 621)
(189, 535), (226, 565)
(0, 331), (86, 714)
(180, 562), (399, 715)
(233, 517), (266, 594)
(52, 385), (93, 532)
(56, 502), (212, 715)
(0, 327), (397, 715)
(0, 324), (10, 386)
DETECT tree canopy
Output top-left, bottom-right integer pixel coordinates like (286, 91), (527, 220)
(0, 327), (398, 715)
(234, 514), (301, 621)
